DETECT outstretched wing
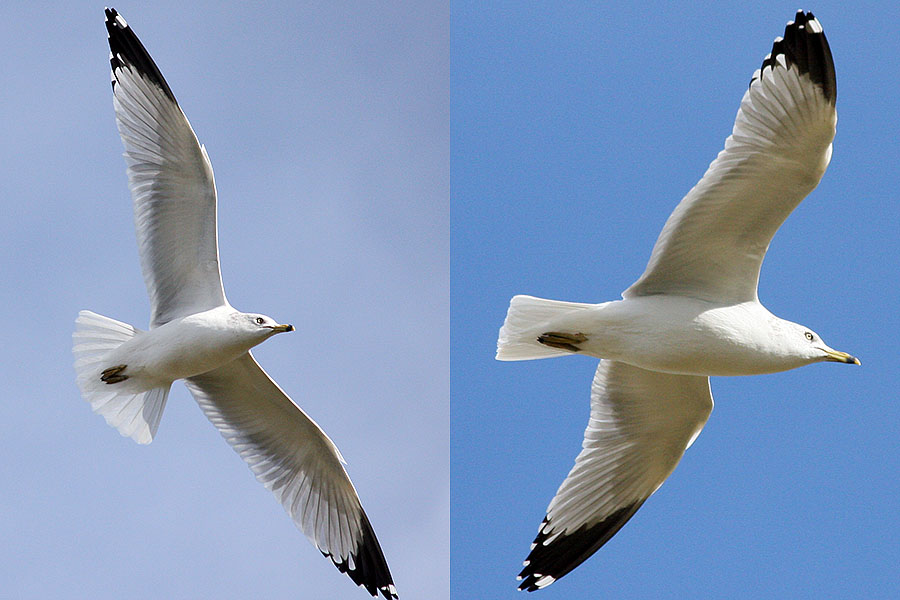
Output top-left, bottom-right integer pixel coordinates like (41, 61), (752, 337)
(518, 361), (712, 591)
(106, 8), (227, 327)
(184, 353), (397, 599)
(624, 11), (836, 304)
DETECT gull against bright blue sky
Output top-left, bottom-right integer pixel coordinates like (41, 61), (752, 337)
(453, 2), (899, 599)
(1, 2), (447, 599)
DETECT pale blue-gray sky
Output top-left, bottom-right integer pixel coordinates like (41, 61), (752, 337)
(1, 2), (447, 598)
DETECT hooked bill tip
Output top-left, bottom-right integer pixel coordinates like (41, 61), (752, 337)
(825, 350), (859, 365)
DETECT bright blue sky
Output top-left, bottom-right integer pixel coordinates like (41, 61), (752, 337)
(1, 2), (446, 599)
(453, 2), (899, 599)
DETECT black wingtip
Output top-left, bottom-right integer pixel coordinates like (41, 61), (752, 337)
(517, 501), (646, 592)
(104, 7), (178, 103)
(752, 10), (836, 104)
(324, 510), (397, 599)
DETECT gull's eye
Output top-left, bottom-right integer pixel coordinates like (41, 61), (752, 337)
(256, 317), (265, 325)
(804, 331), (815, 341)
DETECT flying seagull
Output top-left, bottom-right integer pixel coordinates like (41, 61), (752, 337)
(72, 8), (397, 598)
(497, 10), (857, 592)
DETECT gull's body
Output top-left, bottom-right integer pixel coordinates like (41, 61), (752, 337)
(496, 11), (857, 591)
(505, 296), (830, 376)
(72, 9), (396, 599)
(95, 307), (270, 390)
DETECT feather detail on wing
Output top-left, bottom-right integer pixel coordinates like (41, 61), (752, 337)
(106, 8), (227, 327)
(184, 353), (397, 599)
(624, 11), (836, 303)
(519, 361), (712, 591)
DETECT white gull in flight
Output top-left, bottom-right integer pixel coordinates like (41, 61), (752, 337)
(497, 10), (857, 592)
(73, 8), (397, 599)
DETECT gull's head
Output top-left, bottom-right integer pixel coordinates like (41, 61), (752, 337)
(241, 313), (294, 339)
(792, 325), (859, 366)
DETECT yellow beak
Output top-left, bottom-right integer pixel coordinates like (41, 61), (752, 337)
(824, 349), (860, 365)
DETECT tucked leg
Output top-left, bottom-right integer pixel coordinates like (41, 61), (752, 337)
(101, 364), (128, 384)
(538, 332), (587, 352)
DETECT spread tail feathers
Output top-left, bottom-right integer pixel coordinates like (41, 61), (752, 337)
(496, 295), (595, 361)
(73, 310), (170, 444)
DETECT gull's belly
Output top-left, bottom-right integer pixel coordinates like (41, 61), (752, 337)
(572, 297), (793, 376)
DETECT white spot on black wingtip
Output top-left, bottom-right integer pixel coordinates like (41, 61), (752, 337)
(104, 7), (126, 31)
(104, 7), (179, 103)
(806, 17), (823, 34)
(321, 510), (397, 598)
(518, 501), (646, 590)
(108, 51), (117, 89)
(748, 10), (835, 104)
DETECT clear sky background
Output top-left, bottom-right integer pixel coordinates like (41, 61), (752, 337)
(1, 2), (447, 599)
(453, 2), (899, 599)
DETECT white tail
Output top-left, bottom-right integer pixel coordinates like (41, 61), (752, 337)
(496, 295), (596, 361)
(72, 310), (170, 445)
